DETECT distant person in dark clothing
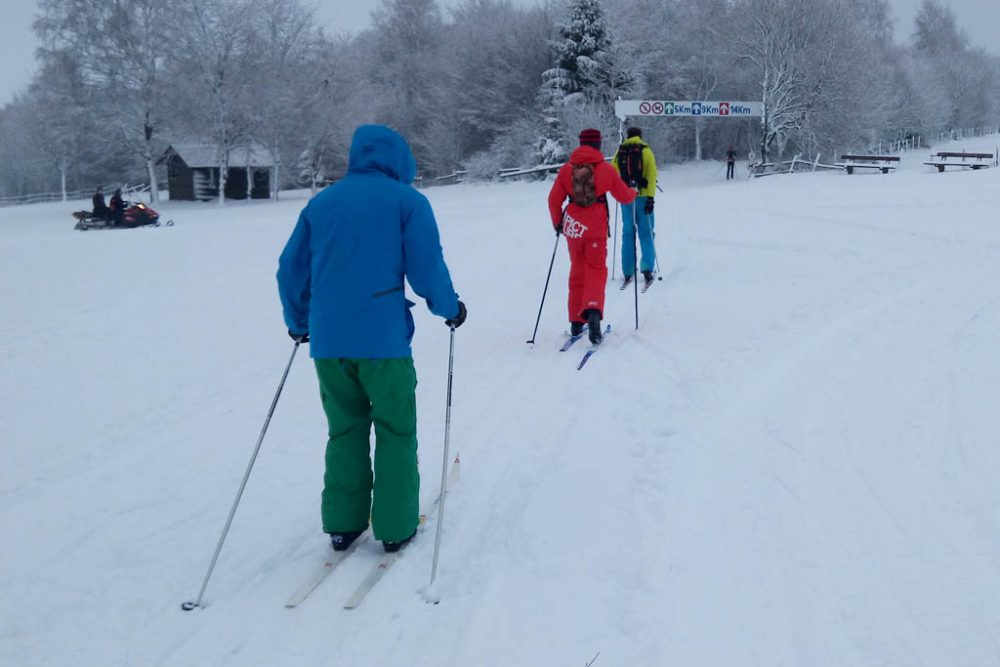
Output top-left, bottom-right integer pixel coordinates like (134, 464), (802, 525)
(109, 189), (125, 226)
(92, 187), (110, 220)
(725, 146), (737, 180)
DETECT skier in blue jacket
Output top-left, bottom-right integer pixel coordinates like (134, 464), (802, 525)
(277, 125), (466, 553)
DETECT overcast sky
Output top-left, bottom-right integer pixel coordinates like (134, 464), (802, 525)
(2, 0), (998, 106)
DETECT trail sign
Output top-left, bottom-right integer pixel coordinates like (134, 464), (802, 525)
(615, 100), (763, 121)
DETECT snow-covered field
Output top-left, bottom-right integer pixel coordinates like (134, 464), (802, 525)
(3, 139), (1000, 666)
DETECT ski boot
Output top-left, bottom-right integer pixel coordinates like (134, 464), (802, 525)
(383, 529), (417, 553)
(329, 530), (365, 552)
(585, 309), (603, 345)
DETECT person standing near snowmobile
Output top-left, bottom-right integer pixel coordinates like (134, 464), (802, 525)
(612, 127), (658, 289)
(109, 188), (125, 226)
(548, 128), (636, 344)
(92, 187), (110, 221)
(277, 124), (466, 554)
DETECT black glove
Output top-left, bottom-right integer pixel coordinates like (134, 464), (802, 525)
(644, 197), (654, 215)
(555, 222), (563, 236)
(445, 300), (467, 329)
(288, 329), (309, 344)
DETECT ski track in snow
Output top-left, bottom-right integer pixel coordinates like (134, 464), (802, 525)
(3, 139), (1000, 666)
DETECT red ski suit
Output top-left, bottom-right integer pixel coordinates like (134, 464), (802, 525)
(548, 146), (637, 322)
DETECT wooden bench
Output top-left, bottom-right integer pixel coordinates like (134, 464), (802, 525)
(836, 155), (900, 175)
(924, 151), (994, 172)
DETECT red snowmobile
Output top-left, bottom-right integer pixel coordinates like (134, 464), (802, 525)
(73, 201), (173, 231)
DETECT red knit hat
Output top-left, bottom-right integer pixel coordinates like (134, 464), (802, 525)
(578, 128), (602, 149)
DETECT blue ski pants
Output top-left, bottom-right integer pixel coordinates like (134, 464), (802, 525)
(620, 198), (656, 276)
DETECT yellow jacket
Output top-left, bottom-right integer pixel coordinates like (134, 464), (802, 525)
(612, 136), (657, 197)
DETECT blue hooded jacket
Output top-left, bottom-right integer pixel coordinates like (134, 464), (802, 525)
(277, 125), (459, 359)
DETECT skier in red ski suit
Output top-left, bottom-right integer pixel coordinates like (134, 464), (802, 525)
(548, 128), (636, 343)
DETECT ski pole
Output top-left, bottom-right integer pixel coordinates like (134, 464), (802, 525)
(633, 202), (639, 330)
(651, 206), (661, 276)
(181, 342), (301, 611)
(611, 203), (619, 280)
(526, 232), (560, 345)
(426, 325), (457, 601)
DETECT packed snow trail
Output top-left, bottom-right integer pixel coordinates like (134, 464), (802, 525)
(3, 140), (1000, 665)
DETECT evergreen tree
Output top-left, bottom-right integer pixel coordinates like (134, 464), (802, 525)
(548, 0), (630, 105)
(35, 0), (175, 202)
(536, 0), (632, 164)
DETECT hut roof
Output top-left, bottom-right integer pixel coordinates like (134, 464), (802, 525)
(158, 143), (274, 168)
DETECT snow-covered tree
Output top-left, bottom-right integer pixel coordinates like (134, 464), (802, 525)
(244, 0), (322, 199)
(0, 97), (52, 196)
(297, 34), (377, 192)
(27, 54), (91, 201)
(5, 0), (1000, 194)
(169, 0), (264, 204)
(672, 0), (729, 160)
(450, 0), (553, 157)
(731, 0), (865, 160)
(913, 0), (966, 58)
(910, 0), (997, 133)
(546, 0), (631, 106)
(369, 0), (452, 174)
(34, 0), (175, 202)
(536, 0), (633, 163)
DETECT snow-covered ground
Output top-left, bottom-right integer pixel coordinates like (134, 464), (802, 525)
(3, 138), (1000, 666)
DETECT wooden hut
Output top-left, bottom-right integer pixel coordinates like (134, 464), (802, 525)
(157, 143), (274, 201)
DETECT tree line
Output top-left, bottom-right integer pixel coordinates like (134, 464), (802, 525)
(1, 0), (997, 200)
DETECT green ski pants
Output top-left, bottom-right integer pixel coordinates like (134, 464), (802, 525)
(314, 357), (420, 542)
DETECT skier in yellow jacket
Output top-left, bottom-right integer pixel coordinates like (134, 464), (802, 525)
(612, 127), (658, 289)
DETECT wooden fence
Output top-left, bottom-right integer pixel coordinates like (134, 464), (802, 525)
(0, 183), (151, 208)
(749, 154), (844, 178)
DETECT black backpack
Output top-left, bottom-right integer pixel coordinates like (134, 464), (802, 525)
(617, 142), (647, 189)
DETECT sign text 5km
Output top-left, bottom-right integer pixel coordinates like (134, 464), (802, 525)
(616, 100), (763, 120)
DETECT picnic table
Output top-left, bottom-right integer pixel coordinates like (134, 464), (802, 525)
(924, 151), (994, 173)
(836, 155), (900, 175)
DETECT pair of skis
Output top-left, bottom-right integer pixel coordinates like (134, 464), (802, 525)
(620, 275), (656, 293)
(559, 324), (612, 370)
(285, 454), (461, 610)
